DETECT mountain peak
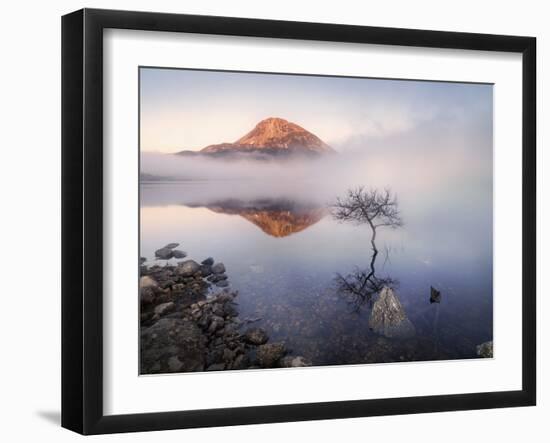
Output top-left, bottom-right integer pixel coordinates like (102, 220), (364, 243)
(194, 117), (334, 157)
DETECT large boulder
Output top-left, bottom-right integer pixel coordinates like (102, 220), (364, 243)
(368, 287), (416, 339)
(175, 260), (201, 277)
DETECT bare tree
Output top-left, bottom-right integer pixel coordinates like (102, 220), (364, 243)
(332, 187), (403, 255)
(331, 187), (403, 311)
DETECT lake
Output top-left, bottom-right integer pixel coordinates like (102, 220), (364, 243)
(140, 179), (493, 366)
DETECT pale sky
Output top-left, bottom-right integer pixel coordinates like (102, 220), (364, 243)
(139, 67), (492, 153)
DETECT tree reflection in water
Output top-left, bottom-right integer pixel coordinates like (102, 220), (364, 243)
(331, 187), (403, 312)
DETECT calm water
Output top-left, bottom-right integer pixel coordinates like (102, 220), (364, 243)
(140, 180), (493, 365)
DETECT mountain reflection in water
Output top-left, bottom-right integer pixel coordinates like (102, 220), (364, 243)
(187, 198), (327, 238)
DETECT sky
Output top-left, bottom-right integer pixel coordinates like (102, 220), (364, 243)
(139, 67), (493, 153)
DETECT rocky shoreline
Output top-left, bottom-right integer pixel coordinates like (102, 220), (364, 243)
(140, 243), (310, 374)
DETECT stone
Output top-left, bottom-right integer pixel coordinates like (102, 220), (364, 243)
(154, 302), (175, 317)
(201, 257), (214, 266)
(206, 363), (225, 371)
(140, 318), (206, 374)
(140, 286), (155, 306)
(172, 283), (185, 291)
(140, 257), (147, 265)
(155, 247), (174, 260)
(279, 355), (312, 368)
(208, 315), (225, 333)
(430, 286), (442, 304)
(163, 243), (179, 249)
(256, 342), (286, 368)
(200, 265), (212, 277)
(476, 341), (493, 358)
(172, 250), (187, 259)
(140, 276), (157, 288)
(230, 354), (249, 370)
(368, 287), (416, 339)
(244, 328), (269, 345)
(216, 280), (229, 288)
(176, 260), (201, 277)
(212, 263), (226, 274)
(167, 356), (183, 372)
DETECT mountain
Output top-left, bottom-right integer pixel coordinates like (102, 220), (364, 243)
(177, 117), (334, 159)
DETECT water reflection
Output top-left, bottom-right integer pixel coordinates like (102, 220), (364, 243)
(186, 198), (327, 237)
(332, 187), (402, 312)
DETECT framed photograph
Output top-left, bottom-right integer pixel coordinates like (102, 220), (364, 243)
(62, 8), (536, 434)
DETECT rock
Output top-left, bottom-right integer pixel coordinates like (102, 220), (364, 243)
(167, 356), (183, 372)
(176, 260), (201, 277)
(279, 355), (312, 368)
(172, 283), (185, 291)
(140, 318), (206, 373)
(223, 303), (238, 318)
(140, 276), (157, 288)
(154, 302), (175, 317)
(155, 247), (174, 260)
(201, 257), (214, 266)
(212, 263), (226, 274)
(257, 342), (286, 368)
(230, 354), (249, 370)
(430, 286), (441, 304)
(208, 315), (225, 333)
(200, 265), (212, 277)
(206, 363), (225, 371)
(163, 243), (179, 249)
(140, 257), (147, 265)
(140, 286), (155, 306)
(476, 341), (493, 358)
(216, 280), (229, 288)
(244, 328), (269, 345)
(172, 250), (187, 259)
(223, 348), (237, 363)
(368, 287), (416, 339)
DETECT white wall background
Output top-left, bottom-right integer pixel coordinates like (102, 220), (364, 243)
(0, 0), (546, 441)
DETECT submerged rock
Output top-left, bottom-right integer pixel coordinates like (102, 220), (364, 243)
(279, 355), (311, 368)
(256, 342), (286, 368)
(476, 341), (493, 358)
(244, 328), (269, 345)
(368, 287), (416, 339)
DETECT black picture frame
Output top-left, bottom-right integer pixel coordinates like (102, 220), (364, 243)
(62, 8), (536, 435)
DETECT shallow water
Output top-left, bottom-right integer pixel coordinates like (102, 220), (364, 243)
(140, 180), (493, 366)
